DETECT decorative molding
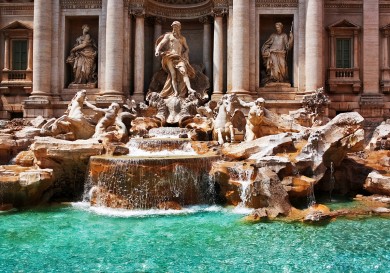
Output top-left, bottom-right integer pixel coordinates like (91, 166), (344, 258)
(60, 0), (102, 9)
(255, 0), (298, 8)
(0, 4), (33, 16)
(325, 0), (362, 9)
(152, 0), (208, 3)
(360, 94), (385, 107)
(145, 0), (213, 19)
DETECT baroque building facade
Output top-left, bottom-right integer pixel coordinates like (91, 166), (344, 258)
(0, 0), (389, 126)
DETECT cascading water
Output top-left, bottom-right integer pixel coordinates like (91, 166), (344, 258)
(229, 164), (254, 208)
(329, 161), (335, 201)
(307, 181), (316, 207)
(84, 129), (219, 209)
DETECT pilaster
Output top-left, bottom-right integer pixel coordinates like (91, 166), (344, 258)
(305, 0), (323, 92)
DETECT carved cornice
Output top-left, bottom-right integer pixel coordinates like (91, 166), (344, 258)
(325, 0), (362, 9)
(60, 0), (102, 9)
(256, 0), (298, 8)
(0, 4), (33, 16)
(129, 0), (145, 17)
(212, 0), (228, 16)
(145, 0), (213, 19)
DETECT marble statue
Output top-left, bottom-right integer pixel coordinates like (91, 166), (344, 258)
(40, 90), (95, 140)
(155, 21), (196, 98)
(66, 24), (98, 87)
(261, 22), (293, 85)
(240, 98), (267, 142)
(83, 101), (121, 139)
(212, 94), (246, 144)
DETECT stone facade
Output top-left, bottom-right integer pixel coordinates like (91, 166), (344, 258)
(0, 0), (389, 124)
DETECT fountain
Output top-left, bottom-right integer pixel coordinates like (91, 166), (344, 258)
(83, 125), (220, 209)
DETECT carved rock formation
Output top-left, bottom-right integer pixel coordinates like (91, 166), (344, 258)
(0, 165), (53, 207)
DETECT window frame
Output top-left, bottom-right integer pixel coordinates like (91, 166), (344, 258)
(11, 39), (28, 70)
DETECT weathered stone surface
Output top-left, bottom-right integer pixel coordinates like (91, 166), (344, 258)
(0, 165), (53, 207)
(211, 161), (291, 216)
(30, 137), (104, 200)
(30, 115), (47, 128)
(364, 171), (390, 196)
(14, 127), (41, 139)
(13, 150), (35, 167)
(282, 175), (315, 198)
(366, 119), (390, 150)
(222, 133), (296, 160)
(295, 112), (365, 181)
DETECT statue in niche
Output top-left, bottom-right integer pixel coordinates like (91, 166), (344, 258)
(261, 22), (293, 85)
(154, 21), (196, 98)
(66, 24), (98, 88)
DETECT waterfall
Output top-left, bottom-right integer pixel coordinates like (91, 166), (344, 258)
(307, 181), (316, 207)
(329, 162), (335, 201)
(229, 164), (254, 208)
(85, 155), (218, 209)
(127, 139), (197, 156)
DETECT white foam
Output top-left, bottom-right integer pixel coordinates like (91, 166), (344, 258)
(231, 206), (255, 215)
(127, 141), (197, 156)
(71, 202), (225, 218)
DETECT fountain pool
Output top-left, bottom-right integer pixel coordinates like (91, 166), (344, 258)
(0, 204), (389, 272)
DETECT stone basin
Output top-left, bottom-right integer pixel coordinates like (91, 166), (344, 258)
(87, 154), (220, 209)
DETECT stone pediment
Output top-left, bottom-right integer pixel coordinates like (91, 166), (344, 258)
(327, 19), (360, 30)
(0, 20), (32, 31)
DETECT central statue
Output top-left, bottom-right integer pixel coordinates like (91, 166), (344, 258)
(155, 21), (196, 98)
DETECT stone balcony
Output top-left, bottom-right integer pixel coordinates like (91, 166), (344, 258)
(0, 69), (32, 97)
(327, 67), (361, 93)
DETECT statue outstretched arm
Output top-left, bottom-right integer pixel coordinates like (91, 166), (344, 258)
(84, 100), (106, 113)
(155, 34), (169, 56)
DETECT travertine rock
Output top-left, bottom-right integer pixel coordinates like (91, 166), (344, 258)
(295, 112), (365, 181)
(364, 171), (390, 196)
(31, 137), (104, 199)
(0, 165), (53, 207)
(366, 119), (390, 150)
(222, 133), (295, 160)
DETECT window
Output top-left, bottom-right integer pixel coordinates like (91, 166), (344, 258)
(12, 40), (27, 70)
(336, 38), (351, 68)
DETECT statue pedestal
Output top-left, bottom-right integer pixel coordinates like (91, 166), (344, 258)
(61, 88), (101, 101)
(68, 83), (97, 89)
(257, 84), (301, 114)
(95, 94), (125, 107)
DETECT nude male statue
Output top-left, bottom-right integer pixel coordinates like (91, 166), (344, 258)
(154, 21), (196, 98)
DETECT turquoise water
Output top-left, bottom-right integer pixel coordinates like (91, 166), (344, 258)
(0, 204), (389, 273)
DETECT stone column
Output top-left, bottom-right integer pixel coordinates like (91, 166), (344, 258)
(353, 30), (359, 68)
(212, 12), (224, 99)
(31, 0), (52, 97)
(199, 16), (212, 91)
(305, 0), (323, 92)
(383, 31), (389, 69)
(230, 0), (250, 98)
(330, 31), (335, 68)
(153, 17), (163, 73)
(103, 0), (124, 97)
(3, 34), (9, 71)
(27, 33), (33, 71)
(363, 0), (379, 93)
(227, 6), (233, 92)
(133, 11), (145, 102)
